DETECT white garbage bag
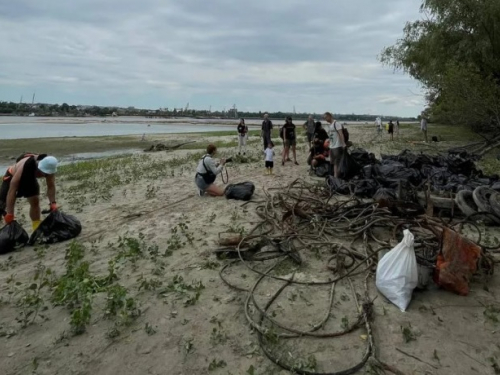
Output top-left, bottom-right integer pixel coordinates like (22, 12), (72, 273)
(376, 229), (418, 312)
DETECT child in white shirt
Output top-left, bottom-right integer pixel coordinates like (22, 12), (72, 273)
(264, 142), (275, 175)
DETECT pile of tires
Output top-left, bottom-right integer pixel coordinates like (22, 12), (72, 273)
(455, 187), (500, 224)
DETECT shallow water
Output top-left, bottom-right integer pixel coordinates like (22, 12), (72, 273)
(0, 122), (233, 140)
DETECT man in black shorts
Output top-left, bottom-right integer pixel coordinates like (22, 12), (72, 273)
(388, 120), (394, 141)
(1, 154), (59, 231)
(282, 117), (299, 166)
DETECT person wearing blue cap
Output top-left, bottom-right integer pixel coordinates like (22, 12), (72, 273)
(0, 153), (59, 231)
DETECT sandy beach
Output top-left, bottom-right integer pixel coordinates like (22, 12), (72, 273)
(1, 123), (500, 375)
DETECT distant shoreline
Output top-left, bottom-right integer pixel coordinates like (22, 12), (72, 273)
(0, 115), (416, 126)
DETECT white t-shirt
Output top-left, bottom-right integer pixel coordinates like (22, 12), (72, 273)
(375, 117), (382, 129)
(328, 121), (346, 149)
(264, 148), (274, 162)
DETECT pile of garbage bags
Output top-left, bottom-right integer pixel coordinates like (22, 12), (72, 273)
(0, 211), (82, 255)
(329, 148), (500, 199)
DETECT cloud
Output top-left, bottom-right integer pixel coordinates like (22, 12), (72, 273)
(0, 0), (425, 116)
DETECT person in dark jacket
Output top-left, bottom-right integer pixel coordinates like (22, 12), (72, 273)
(282, 116), (299, 166)
(237, 118), (248, 155)
(388, 120), (394, 141)
(261, 113), (273, 151)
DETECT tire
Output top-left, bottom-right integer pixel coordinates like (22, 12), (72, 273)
(455, 190), (478, 217)
(473, 187), (496, 213)
(489, 192), (500, 217)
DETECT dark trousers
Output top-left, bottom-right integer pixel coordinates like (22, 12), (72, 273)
(263, 134), (271, 150)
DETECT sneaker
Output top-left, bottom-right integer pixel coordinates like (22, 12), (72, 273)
(294, 161), (299, 166)
(238, 152), (241, 155)
(198, 190), (204, 197)
(243, 152), (246, 155)
(282, 161), (285, 166)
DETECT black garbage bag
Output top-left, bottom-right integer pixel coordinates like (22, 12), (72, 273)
(0, 222), (29, 254)
(224, 182), (255, 201)
(352, 179), (379, 198)
(373, 187), (397, 207)
(315, 163), (330, 178)
(326, 176), (350, 195)
(28, 211), (82, 245)
(373, 163), (422, 186)
(338, 151), (361, 180)
(350, 148), (377, 166)
(362, 165), (373, 179)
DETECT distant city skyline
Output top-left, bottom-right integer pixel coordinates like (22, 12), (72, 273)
(0, 0), (425, 117)
(3, 99), (416, 119)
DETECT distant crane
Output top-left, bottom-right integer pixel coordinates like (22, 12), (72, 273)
(232, 104), (238, 119)
(185, 102), (189, 112)
(31, 91), (36, 105)
(19, 95), (23, 104)
(293, 106), (296, 115)
(209, 105), (211, 113)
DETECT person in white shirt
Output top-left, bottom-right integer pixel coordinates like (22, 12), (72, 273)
(324, 112), (346, 178)
(375, 117), (382, 138)
(194, 144), (226, 197)
(420, 116), (428, 143)
(264, 141), (275, 175)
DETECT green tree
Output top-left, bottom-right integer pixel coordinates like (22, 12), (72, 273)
(380, 0), (500, 134)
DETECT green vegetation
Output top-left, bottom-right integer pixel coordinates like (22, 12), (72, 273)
(208, 359), (227, 371)
(381, 0), (500, 133)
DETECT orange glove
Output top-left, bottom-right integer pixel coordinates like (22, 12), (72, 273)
(50, 202), (58, 212)
(4, 213), (14, 224)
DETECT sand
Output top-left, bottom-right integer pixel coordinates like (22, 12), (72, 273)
(1, 123), (500, 375)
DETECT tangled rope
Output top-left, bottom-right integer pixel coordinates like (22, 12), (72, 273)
(216, 179), (496, 374)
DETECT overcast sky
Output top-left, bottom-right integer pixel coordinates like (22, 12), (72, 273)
(0, 0), (425, 116)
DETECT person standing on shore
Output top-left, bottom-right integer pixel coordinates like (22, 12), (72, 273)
(264, 142), (275, 175)
(395, 120), (400, 138)
(375, 117), (382, 139)
(261, 113), (273, 151)
(282, 117), (299, 166)
(325, 112), (346, 178)
(388, 120), (394, 141)
(303, 115), (315, 148)
(420, 116), (428, 143)
(1, 154), (59, 231)
(237, 118), (248, 155)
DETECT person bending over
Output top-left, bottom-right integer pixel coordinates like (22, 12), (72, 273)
(308, 139), (330, 170)
(1, 153), (59, 231)
(195, 144), (227, 197)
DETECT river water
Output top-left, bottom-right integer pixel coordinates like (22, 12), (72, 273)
(0, 117), (241, 171)
(0, 122), (234, 140)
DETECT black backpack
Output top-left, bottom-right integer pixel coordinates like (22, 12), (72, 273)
(342, 127), (349, 143)
(335, 122), (349, 143)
